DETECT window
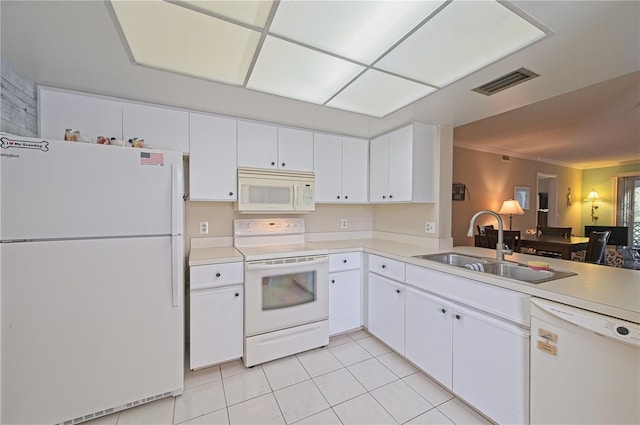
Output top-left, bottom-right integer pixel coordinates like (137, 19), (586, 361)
(615, 174), (640, 248)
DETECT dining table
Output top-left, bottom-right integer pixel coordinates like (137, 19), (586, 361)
(519, 234), (590, 260)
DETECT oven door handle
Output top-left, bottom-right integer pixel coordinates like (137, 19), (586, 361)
(245, 256), (328, 271)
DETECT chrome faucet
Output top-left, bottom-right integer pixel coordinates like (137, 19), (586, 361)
(467, 210), (512, 262)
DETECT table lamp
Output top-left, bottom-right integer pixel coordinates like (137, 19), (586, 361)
(498, 199), (525, 230)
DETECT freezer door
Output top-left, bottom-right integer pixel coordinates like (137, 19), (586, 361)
(0, 134), (183, 240)
(1, 237), (184, 425)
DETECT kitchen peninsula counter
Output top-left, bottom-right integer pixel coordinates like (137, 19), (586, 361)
(309, 237), (640, 323)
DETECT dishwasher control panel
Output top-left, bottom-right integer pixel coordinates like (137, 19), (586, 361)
(531, 299), (640, 346)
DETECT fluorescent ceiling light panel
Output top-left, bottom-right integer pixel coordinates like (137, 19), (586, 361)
(247, 36), (365, 104)
(176, 0), (273, 27)
(270, 0), (446, 64)
(376, 0), (546, 87)
(327, 70), (437, 117)
(111, 0), (260, 85)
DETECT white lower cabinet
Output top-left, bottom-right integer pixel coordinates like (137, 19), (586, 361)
(404, 264), (530, 425)
(452, 304), (529, 425)
(367, 272), (404, 354)
(190, 285), (243, 370)
(405, 287), (453, 388)
(329, 270), (361, 335)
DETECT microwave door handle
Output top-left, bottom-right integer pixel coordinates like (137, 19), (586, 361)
(293, 184), (299, 210)
(245, 256), (328, 271)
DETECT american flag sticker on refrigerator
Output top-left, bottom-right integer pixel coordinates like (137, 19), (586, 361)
(140, 151), (164, 166)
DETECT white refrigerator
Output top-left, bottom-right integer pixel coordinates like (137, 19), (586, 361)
(0, 133), (184, 424)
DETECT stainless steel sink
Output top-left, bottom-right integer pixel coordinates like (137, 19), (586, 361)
(413, 252), (576, 284)
(412, 252), (489, 267)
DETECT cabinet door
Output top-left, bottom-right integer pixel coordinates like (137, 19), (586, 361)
(189, 113), (237, 201)
(341, 137), (369, 203)
(313, 133), (343, 202)
(387, 125), (413, 202)
(329, 270), (362, 335)
(405, 287), (453, 389)
(278, 127), (313, 171)
(190, 286), (243, 370)
(367, 273), (404, 354)
(122, 102), (189, 152)
(39, 89), (122, 141)
(452, 305), (529, 425)
(237, 120), (278, 169)
(369, 135), (389, 202)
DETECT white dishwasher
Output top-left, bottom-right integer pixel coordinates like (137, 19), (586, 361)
(530, 298), (639, 425)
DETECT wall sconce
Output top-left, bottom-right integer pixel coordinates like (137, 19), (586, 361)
(498, 199), (525, 230)
(585, 188), (600, 222)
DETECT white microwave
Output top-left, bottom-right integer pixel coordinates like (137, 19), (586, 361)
(236, 167), (315, 213)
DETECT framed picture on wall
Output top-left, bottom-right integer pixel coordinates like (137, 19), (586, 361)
(515, 186), (530, 210)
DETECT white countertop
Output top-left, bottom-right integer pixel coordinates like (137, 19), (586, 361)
(188, 237), (640, 323)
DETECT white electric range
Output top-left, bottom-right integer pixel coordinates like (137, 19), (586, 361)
(234, 218), (329, 366)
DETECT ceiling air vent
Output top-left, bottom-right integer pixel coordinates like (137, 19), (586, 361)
(472, 68), (539, 96)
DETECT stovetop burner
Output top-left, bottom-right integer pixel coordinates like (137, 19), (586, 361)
(233, 218), (327, 261)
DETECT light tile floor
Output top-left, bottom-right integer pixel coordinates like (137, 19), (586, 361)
(86, 330), (494, 425)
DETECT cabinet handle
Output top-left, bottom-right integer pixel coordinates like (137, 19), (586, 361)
(331, 279), (335, 284)
(455, 314), (461, 320)
(382, 264), (387, 269)
(343, 259), (347, 263)
(271, 161), (275, 166)
(345, 195), (348, 199)
(281, 162), (286, 167)
(234, 292), (239, 297)
(229, 191), (234, 196)
(215, 272), (221, 278)
(337, 195), (341, 199)
(382, 195), (387, 199)
(441, 308), (446, 314)
(396, 289), (401, 294)
(389, 195), (393, 199)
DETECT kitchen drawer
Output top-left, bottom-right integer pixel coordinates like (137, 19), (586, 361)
(329, 252), (362, 272)
(368, 254), (405, 282)
(190, 262), (243, 290)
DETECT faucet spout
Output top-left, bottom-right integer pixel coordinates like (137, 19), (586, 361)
(467, 210), (511, 262)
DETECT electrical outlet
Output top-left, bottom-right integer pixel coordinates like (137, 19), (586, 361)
(341, 219), (348, 229)
(199, 221), (209, 235)
(424, 221), (436, 234)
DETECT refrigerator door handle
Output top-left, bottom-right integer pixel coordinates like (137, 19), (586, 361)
(172, 236), (181, 307)
(171, 163), (183, 236)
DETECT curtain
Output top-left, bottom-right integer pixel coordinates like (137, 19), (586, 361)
(615, 175), (640, 248)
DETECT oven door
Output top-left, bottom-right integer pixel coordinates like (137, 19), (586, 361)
(244, 255), (329, 337)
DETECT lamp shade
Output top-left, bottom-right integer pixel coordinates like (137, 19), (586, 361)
(585, 189), (600, 201)
(498, 199), (525, 216)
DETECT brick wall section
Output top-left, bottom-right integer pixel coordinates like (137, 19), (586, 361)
(1, 60), (37, 137)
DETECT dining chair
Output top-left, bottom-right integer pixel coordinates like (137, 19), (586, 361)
(477, 224), (494, 235)
(582, 231), (611, 264)
(539, 226), (572, 238)
(485, 229), (521, 253)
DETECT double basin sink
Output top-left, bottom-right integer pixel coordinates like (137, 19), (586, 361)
(413, 252), (576, 284)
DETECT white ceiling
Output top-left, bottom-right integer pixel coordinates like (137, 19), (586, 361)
(1, 1), (638, 169)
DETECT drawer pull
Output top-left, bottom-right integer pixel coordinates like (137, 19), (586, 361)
(215, 272), (221, 278)
(343, 259), (347, 263)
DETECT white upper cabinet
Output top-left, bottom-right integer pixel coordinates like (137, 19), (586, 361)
(369, 122), (438, 203)
(237, 121), (313, 171)
(39, 88), (123, 142)
(314, 133), (368, 203)
(189, 113), (237, 201)
(237, 120), (278, 169)
(277, 127), (314, 171)
(122, 102), (189, 153)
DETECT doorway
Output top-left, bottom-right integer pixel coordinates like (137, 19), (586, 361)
(537, 173), (557, 227)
